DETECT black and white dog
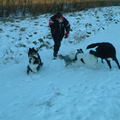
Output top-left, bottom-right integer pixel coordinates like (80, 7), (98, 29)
(58, 49), (84, 67)
(69, 49), (98, 68)
(59, 48), (98, 68)
(86, 42), (120, 69)
(27, 47), (43, 74)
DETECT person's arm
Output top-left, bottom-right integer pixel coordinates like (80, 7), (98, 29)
(49, 15), (59, 31)
(64, 17), (70, 38)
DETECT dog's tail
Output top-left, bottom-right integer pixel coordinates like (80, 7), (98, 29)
(68, 49), (76, 60)
(58, 54), (65, 60)
(86, 43), (101, 49)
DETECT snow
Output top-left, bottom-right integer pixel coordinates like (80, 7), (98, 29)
(1, 6), (120, 120)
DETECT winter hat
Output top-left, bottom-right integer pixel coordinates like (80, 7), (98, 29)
(56, 12), (62, 18)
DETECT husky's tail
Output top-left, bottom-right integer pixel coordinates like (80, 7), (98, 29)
(68, 49), (76, 60)
(86, 43), (101, 49)
(58, 54), (65, 60)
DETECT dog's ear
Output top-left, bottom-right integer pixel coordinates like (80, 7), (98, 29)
(77, 48), (84, 53)
(32, 47), (38, 52)
(77, 49), (80, 52)
(80, 49), (84, 53)
(36, 48), (39, 52)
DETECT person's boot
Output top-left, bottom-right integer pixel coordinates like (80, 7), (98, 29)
(53, 52), (58, 57)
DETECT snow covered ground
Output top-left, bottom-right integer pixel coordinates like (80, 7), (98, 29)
(0, 6), (120, 120)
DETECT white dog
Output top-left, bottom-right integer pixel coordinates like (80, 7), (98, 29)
(69, 48), (98, 69)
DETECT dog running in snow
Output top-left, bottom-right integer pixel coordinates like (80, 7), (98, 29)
(70, 49), (98, 68)
(86, 42), (120, 70)
(58, 49), (84, 67)
(27, 47), (43, 74)
(58, 48), (98, 68)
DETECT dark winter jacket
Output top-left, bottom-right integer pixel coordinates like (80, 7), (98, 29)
(49, 14), (70, 39)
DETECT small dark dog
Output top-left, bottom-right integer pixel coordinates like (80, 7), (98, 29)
(27, 47), (43, 74)
(87, 42), (120, 69)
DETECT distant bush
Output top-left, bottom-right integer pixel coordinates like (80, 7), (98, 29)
(0, 0), (120, 18)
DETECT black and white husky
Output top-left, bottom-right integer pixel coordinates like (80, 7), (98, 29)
(86, 42), (120, 69)
(27, 47), (43, 74)
(59, 48), (98, 68)
(69, 49), (98, 68)
(58, 49), (84, 67)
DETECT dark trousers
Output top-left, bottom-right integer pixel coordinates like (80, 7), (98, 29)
(53, 36), (63, 53)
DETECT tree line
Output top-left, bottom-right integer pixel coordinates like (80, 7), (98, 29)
(0, 0), (120, 18)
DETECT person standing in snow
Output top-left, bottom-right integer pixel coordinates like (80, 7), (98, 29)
(49, 11), (70, 57)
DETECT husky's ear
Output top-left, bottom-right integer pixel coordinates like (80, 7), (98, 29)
(77, 49), (80, 52)
(77, 48), (83, 53)
(80, 49), (84, 53)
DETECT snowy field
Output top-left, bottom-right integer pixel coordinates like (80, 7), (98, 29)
(0, 6), (120, 120)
